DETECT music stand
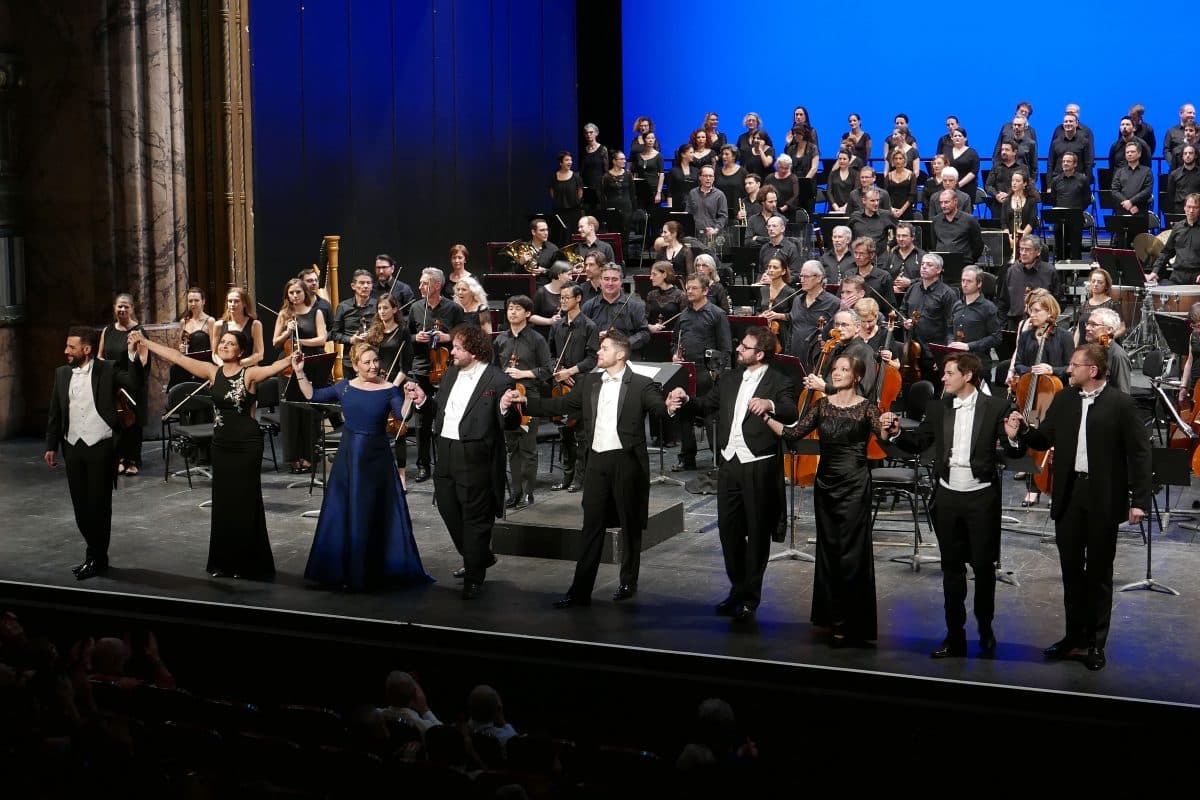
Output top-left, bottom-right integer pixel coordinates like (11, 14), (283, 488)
(1092, 247), (1146, 286)
(1165, 213), (1185, 226)
(931, 251), (965, 283)
(643, 331), (673, 362)
(668, 211), (694, 240)
(629, 360), (690, 487)
(1104, 213), (1149, 249)
(763, 354), (815, 563)
(481, 273), (536, 302)
(1043, 206), (1085, 261)
(1118, 447), (1184, 596)
(909, 219), (933, 251)
(728, 284), (766, 312)
(817, 215), (850, 252)
(731, 246), (760, 285)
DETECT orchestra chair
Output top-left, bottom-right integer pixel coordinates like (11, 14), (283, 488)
(162, 380), (214, 488)
(254, 376), (281, 471)
(871, 439), (940, 572)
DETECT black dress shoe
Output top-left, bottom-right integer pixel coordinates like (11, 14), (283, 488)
(670, 460), (697, 472)
(567, 483), (582, 493)
(504, 494), (521, 509)
(523, 493), (534, 507)
(453, 567), (467, 580)
(462, 582), (483, 600)
(731, 602), (756, 621)
(552, 474), (575, 491)
(75, 561), (107, 581)
(552, 594), (591, 609)
(714, 597), (738, 616)
(979, 629), (997, 655)
(611, 584), (637, 601)
(1083, 647), (1107, 671)
(72, 560), (89, 575)
(414, 467), (431, 482)
(931, 636), (968, 659)
(1043, 637), (1081, 659)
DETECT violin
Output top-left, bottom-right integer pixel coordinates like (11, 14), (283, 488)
(116, 389), (137, 429)
(786, 318), (840, 487)
(900, 310), (922, 385)
(1010, 319), (1064, 495)
(867, 311), (902, 460)
(428, 319), (448, 387)
(549, 328), (576, 428)
(509, 352), (532, 428)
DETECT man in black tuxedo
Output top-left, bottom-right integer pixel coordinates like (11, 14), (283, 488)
(409, 324), (517, 600)
(671, 326), (797, 621)
(883, 352), (1024, 658)
(1020, 344), (1152, 671)
(506, 330), (671, 607)
(44, 326), (145, 580)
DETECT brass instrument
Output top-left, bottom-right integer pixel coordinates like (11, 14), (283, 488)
(501, 238), (540, 273)
(736, 198), (747, 227)
(1009, 199), (1023, 263)
(560, 241), (586, 267)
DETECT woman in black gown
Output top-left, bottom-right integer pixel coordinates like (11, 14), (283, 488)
(841, 113), (871, 163)
(997, 171), (1040, 263)
(549, 151), (584, 245)
(763, 354), (886, 645)
(826, 150), (859, 215)
(666, 144), (699, 210)
(883, 148), (917, 221)
(714, 145), (746, 216)
(600, 151), (635, 244)
(442, 244), (473, 300)
(132, 328), (296, 580)
(646, 261), (685, 333)
(947, 128), (980, 205)
(171, 287), (214, 388)
(580, 123), (609, 214)
(272, 278), (328, 473)
(98, 293), (150, 475)
(631, 132), (664, 209)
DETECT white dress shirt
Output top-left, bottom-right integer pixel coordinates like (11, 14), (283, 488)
(439, 361), (486, 441)
(591, 368), (625, 453)
(68, 360), (111, 446)
(1073, 383), (1105, 473)
(941, 388), (988, 492)
(721, 365), (770, 464)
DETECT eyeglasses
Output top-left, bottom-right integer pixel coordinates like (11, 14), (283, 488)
(736, 342), (763, 351)
(1068, 361), (1095, 369)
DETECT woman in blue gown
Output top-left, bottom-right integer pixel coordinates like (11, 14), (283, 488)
(295, 343), (433, 591)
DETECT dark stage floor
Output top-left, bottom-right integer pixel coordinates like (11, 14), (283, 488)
(3, 436), (1199, 711)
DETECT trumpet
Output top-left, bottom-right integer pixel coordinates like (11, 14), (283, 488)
(501, 239), (539, 273)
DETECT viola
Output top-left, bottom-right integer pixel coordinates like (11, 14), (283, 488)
(549, 328), (577, 428)
(509, 351), (532, 428)
(115, 389), (137, 429)
(1010, 319), (1064, 495)
(428, 319), (448, 387)
(900, 310), (922, 385)
(867, 311), (902, 460)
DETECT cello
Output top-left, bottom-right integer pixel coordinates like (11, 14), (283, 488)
(866, 311), (902, 460)
(787, 320), (841, 487)
(1010, 319), (1063, 495)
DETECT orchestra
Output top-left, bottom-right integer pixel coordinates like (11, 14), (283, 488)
(56, 97), (1200, 673)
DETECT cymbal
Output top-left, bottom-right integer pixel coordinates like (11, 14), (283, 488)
(1133, 232), (1164, 265)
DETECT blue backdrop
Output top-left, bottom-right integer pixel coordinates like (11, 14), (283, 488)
(621, 0), (1184, 169)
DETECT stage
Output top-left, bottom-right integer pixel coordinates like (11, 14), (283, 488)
(3, 435), (1199, 728)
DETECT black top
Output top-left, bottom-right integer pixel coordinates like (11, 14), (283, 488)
(736, 130), (773, 171)
(1049, 172), (1092, 209)
(1049, 133), (1094, 176)
(758, 238), (802, 272)
(984, 161), (1030, 198)
(332, 298), (378, 364)
(1013, 325), (1074, 380)
(600, 171), (634, 213)
(646, 286), (686, 328)
(676, 302), (732, 369)
(998, 197), (1039, 239)
(407, 298), (465, 375)
(550, 172), (583, 210)
(827, 168), (858, 210)
(887, 248), (924, 281)
(1167, 166), (1200, 214)
(374, 324), (413, 383)
(533, 284), (562, 322)
(901, 279), (957, 346)
(842, 131), (871, 162)
(820, 250), (854, 278)
(850, 210), (895, 250)
(580, 144), (609, 192)
(374, 277), (416, 307)
(657, 244), (694, 279)
(951, 296), (1002, 362)
(766, 173), (801, 215)
(581, 293), (650, 352)
(1107, 136), (1153, 172)
(714, 166), (747, 214)
(1074, 297), (1122, 342)
(788, 291), (841, 365)
(996, 259), (1059, 321)
(947, 146), (980, 200)
(667, 164), (699, 209)
(841, 266), (894, 302)
(1111, 164), (1152, 208)
(1153, 218), (1200, 274)
(631, 152), (664, 200)
(932, 212), (984, 263)
(549, 313), (600, 374)
(707, 282), (732, 314)
(494, 326), (552, 390)
(884, 173), (917, 217)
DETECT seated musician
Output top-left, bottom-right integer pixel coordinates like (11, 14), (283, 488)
(1074, 267), (1124, 344)
(786, 260), (841, 369)
(757, 215), (802, 275)
(931, 190), (984, 266)
(510, 218), (559, 276)
(576, 215), (615, 265)
(747, 186), (780, 246)
(841, 237), (892, 301)
(900, 252), (957, 382)
(800, 309), (878, 399)
(1175, 302), (1200, 406)
(1149, 193), (1200, 286)
(996, 235), (1058, 332)
(849, 189), (895, 251)
(819, 225), (854, 278)
(854, 297), (894, 362)
(1082, 308), (1131, 394)
(950, 266), (1002, 386)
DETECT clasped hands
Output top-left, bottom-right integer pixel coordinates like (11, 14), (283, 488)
(500, 388), (526, 412)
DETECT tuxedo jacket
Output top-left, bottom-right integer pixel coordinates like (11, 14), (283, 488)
(893, 389), (1022, 486)
(691, 364), (798, 462)
(1022, 385), (1152, 523)
(429, 363), (518, 516)
(45, 359), (145, 454)
(525, 369), (669, 528)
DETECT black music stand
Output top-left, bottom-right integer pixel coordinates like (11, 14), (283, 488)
(765, 354), (815, 564)
(1104, 213), (1149, 249)
(1092, 247), (1146, 286)
(1043, 206), (1086, 261)
(817, 215), (850, 252)
(1118, 447), (1185, 596)
(481, 273), (536, 303)
(908, 219), (933, 251)
(643, 330), (673, 362)
(630, 360), (690, 486)
(668, 211), (694, 240)
(281, 352), (337, 488)
(728, 284), (767, 312)
(731, 246), (760, 285)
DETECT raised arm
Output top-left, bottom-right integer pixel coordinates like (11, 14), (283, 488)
(129, 330), (216, 383)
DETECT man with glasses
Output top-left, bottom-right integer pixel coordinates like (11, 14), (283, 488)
(687, 165), (728, 243)
(786, 260), (839, 369)
(582, 264), (650, 355)
(1082, 308), (1131, 393)
(900, 253), (957, 382)
(757, 214), (801, 273)
(995, 235), (1057, 331)
(668, 326), (796, 621)
(949, 266), (1002, 386)
(842, 237), (893, 301)
(1018, 344), (1152, 671)
(802, 309), (878, 399)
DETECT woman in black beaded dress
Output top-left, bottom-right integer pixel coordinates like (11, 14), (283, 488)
(272, 278), (328, 474)
(645, 261), (685, 334)
(98, 293), (150, 475)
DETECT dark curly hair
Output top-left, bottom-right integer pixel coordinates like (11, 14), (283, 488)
(450, 322), (492, 364)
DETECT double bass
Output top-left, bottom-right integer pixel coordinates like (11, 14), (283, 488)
(866, 311), (902, 460)
(786, 318), (840, 486)
(1009, 319), (1063, 495)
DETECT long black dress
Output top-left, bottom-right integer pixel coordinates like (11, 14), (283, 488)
(784, 397), (880, 640)
(102, 323), (148, 469)
(209, 367), (275, 579)
(374, 323), (412, 467)
(281, 306), (325, 464)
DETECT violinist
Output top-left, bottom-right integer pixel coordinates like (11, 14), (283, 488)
(171, 287), (213, 389)
(273, 278), (328, 474)
(949, 266), (1002, 386)
(787, 260), (840, 369)
(496, 296), (552, 510)
(367, 294), (414, 485)
(671, 274), (733, 473)
(645, 261), (686, 334)
(1082, 308), (1131, 394)
(1011, 292), (1073, 506)
(548, 284), (599, 492)
(759, 256), (798, 351)
(801, 310), (878, 399)
(212, 287), (265, 369)
(372, 254), (416, 308)
(582, 263), (650, 355)
(531, 262), (573, 334)
(409, 267), (465, 482)
(331, 270), (377, 377)
(900, 253), (957, 382)
(98, 293), (150, 477)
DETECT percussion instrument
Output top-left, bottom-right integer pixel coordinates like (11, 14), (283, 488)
(1149, 284), (1200, 314)
(1109, 285), (1144, 331)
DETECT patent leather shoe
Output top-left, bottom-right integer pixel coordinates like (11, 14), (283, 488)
(453, 567), (467, 580)
(505, 494), (522, 509)
(71, 560), (89, 576)
(414, 466), (431, 483)
(931, 635), (967, 659)
(714, 597), (738, 616)
(552, 594), (590, 609)
(611, 584), (637, 601)
(1043, 637), (1081, 659)
(979, 629), (997, 655)
(552, 473), (575, 491)
(461, 582), (483, 600)
(731, 602), (756, 622)
(75, 560), (107, 581)
(670, 459), (696, 472)
(1083, 647), (1107, 671)
(566, 483), (582, 493)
